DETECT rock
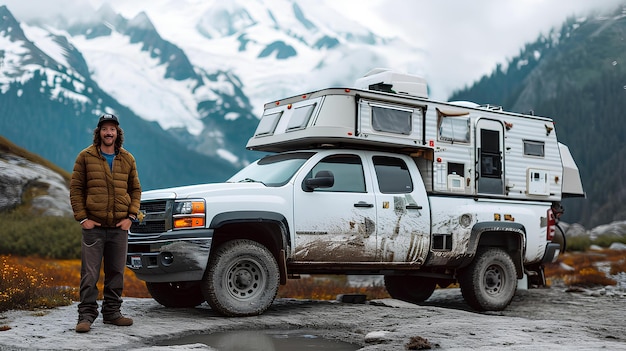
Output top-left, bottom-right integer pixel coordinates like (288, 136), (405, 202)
(564, 223), (588, 237)
(0, 152), (71, 217)
(609, 242), (626, 250)
(590, 221), (626, 240)
(364, 330), (392, 343)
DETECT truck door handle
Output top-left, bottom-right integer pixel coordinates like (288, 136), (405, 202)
(406, 204), (423, 210)
(354, 202), (374, 208)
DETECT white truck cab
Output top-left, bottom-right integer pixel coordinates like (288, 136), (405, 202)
(127, 69), (584, 316)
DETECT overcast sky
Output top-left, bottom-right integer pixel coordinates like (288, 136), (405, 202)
(3, 0), (624, 99)
(339, 0), (624, 96)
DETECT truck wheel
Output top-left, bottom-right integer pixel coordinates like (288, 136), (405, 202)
(202, 239), (279, 316)
(459, 247), (517, 311)
(145, 281), (205, 308)
(383, 276), (436, 303)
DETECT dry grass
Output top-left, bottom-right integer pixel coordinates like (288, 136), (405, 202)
(0, 255), (150, 313)
(278, 275), (390, 300)
(0, 255), (73, 312)
(1, 249), (624, 313)
(544, 249), (625, 287)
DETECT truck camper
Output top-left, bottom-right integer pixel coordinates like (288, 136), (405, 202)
(127, 69), (584, 316)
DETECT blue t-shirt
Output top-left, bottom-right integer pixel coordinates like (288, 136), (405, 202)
(102, 151), (115, 171)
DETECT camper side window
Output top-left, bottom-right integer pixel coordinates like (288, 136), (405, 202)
(254, 111), (283, 136)
(286, 103), (317, 131)
(371, 106), (412, 135)
(438, 117), (470, 143)
(523, 140), (545, 157)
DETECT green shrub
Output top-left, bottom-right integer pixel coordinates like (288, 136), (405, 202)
(565, 235), (592, 252)
(0, 211), (81, 259)
(593, 233), (626, 248)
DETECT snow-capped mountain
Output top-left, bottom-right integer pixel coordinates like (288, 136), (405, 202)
(26, 0), (427, 133)
(0, 5), (243, 189)
(154, 0), (428, 117)
(0, 1), (426, 189)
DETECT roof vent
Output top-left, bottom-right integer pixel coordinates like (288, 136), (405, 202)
(479, 104), (503, 111)
(354, 68), (428, 98)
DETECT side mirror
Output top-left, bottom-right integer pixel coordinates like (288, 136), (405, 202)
(303, 170), (334, 191)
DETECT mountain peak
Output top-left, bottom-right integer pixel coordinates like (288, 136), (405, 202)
(94, 3), (117, 21)
(128, 11), (156, 31)
(0, 5), (27, 42)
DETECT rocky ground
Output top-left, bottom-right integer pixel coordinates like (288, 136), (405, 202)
(1, 284), (625, 350)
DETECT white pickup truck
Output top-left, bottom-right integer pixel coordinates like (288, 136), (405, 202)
(127, 69), (584, 316)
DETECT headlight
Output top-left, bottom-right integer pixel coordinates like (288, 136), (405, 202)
(173, 200), (205, 229)
(174, 200), (205, 214)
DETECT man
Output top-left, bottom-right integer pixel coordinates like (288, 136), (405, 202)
(70, 113), (141, 333)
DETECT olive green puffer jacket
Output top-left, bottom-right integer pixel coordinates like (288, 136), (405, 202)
(70, 145), (141, 228)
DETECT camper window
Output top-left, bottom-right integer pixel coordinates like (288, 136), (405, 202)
(254, 111), (283, 136)
(287, 103), (317, 131)
(523, 140), (545, 157)
(438, 117), (470, 143)
(371, 105), (413, 135)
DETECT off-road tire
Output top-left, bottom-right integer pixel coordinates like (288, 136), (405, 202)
(384, 276), (437, 303)
(146, 281), (205, 308)
(202, 239), (279, 317)
(459, 247), (517, 311)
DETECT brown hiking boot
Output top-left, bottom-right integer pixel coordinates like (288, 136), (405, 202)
(75, 320), (92, 333)
(103, 316), (133, 326)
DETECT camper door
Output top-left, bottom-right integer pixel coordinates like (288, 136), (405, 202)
(476, 119), (505, 195)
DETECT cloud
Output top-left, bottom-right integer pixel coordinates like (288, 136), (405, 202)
(2, 0), (98, 22)
(3, 0), (624, 100)
(329, 0), (624, 99)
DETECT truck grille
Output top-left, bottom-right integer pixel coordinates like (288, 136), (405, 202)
(142, 201), (166, 212)
(130, 200), (171, 234)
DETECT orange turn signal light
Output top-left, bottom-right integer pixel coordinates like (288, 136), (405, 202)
(174, 217), (205, 229)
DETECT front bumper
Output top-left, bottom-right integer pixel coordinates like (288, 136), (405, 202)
(126, 229), (213, 282)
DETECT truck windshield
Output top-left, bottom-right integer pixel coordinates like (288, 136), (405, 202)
(227, 152), (316, 187)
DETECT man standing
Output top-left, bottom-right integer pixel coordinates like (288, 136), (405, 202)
(70, 113), (141, 333)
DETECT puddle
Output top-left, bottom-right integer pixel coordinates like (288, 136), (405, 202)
(157, 329), (360, 351)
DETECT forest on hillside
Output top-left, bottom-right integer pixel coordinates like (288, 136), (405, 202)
(450, 7), (626, 228)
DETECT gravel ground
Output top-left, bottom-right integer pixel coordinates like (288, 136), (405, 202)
(1, 284), (625, 350)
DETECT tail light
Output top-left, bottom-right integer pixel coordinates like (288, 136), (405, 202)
(546, 208), (556, 241)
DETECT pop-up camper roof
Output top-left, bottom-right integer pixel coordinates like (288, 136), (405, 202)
(247, 87), (431, 153)
(247, 69), (434, 153)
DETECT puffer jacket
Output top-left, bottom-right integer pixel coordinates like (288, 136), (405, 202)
(70, 144), (141, 228)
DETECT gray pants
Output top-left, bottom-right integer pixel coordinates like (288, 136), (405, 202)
(78, 226), (128, 322)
